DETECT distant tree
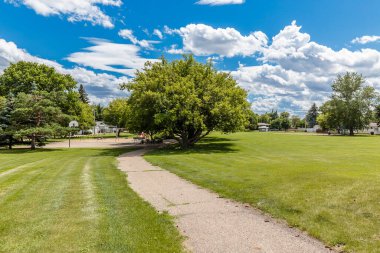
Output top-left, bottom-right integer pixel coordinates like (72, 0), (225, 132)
(280, 112), (291, 131)
(258, 113), (271, 124)
(291, 115), (302, 128)
(317, 113), (330, 131)
(305, 103), (319, 128)
(123, 55), (250, 148)
(268, 110), (279, 121)
(103, 98), (130, 137)
(0, 61), (76, 96)
(246, 110), (258, 130)
(93, 104), (104, 121)
(270, 118), (282, 130)
(77, 102), (95, 131)
(320, 72), (377, 135)
(78, 84), (90, 104)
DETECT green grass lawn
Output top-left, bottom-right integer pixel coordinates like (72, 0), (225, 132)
(0, 148), (183, 253)
(145, 132), (380, 253)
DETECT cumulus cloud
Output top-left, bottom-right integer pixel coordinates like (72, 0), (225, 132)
(118, 29), (152, 48)
(66, 38), (158, 76)
(5, 0), (122, 28)
(0, 37), (128, 104)
(196, 0), (244, 5)
(169, 24), (267, 57)
(352, 35), (380, 45)
(229, 21), (380, 115)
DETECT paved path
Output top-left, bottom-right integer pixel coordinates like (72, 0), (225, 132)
(46, 138), (137, 149)
(118, 148), (334, 253)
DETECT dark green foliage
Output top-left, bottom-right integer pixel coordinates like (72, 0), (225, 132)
(305, 103), (319, 128)
(320, 72), (377, 135)
(123, 55), (250, 148)
(0, 61), (76, 96)
(78, 84), (90, 104)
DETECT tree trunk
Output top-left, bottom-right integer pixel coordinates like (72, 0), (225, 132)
(349, 127), (354, 136)
(180, 133), (189, 149)
(8, 136), (13, 150)
(31, 134), (36, 150)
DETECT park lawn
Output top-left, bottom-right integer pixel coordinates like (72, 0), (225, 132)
(0, 148), (183, 253)
(145, 132), (380, 253)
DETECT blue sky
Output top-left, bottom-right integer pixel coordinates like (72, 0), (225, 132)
(1, 0), (380, 115)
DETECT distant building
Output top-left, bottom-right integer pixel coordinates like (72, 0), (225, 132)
(258, 123), (270, 132)
(91, 121), (118, 134)
(368, 123), (380, 135)
(298, 125), (321, 133)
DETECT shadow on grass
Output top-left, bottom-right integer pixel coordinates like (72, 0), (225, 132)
(150, 136), (238, 156)
(0, 148), (59, 154)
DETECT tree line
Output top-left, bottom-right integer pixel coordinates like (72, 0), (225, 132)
(1, 57), (379, 150)
(247, 72), (380, 135)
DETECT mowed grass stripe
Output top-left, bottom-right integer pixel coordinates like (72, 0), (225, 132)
(0, 156), (87, 252)
(0, 148), (183, 253)
(0, 158), (50, 177)
(0, 157), (69, 204)
(92, 151), (183, 253)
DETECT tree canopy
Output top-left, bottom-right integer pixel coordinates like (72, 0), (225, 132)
(0, 61), (76, 96)
(319, 72), (377, 135)
(122, 55), (250, 148)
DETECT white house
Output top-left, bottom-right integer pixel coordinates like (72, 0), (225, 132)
(258, 123), (270, 132)
(91, 121), (118, 134)
(368, 123), (380, 135)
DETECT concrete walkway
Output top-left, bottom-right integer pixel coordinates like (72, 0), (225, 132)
(118, 148), (334, 253)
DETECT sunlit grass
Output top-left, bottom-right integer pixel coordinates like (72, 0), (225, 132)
(0, 148), (183, 253)
(145, 132), (380, 253)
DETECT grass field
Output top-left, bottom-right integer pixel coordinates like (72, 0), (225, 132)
(0, 148), (183, 253)
(145, 132), (380, 253)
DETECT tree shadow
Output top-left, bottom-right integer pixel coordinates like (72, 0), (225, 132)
(0, 148), (62, 154)
(149, 136), (238, 156)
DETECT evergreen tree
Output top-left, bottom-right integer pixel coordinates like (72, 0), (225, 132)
(0, 95), (15, 149)
(305, 103), (319, 128)
(78, 84), (90, 104)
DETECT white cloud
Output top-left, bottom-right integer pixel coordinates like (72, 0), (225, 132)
(229, 21), (380, 115)
(153, 29), (163, 39)
(170, 24), (267, 57)
(196, 0), (244, 6)
(118, 29), (153, 48)
(0, 37), (128, 104)
(66, 38), (158, 76)
(5, 0), (122, 28)
(352, 35), (380, 44)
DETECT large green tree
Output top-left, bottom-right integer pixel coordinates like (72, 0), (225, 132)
(123, 55), (250, 148)
(11, 91), (70, 149)
(320, 72), (377, 135)
(0, 61), (76, 96)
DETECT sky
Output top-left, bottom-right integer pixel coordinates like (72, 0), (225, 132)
(1, 0), (380, 116)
